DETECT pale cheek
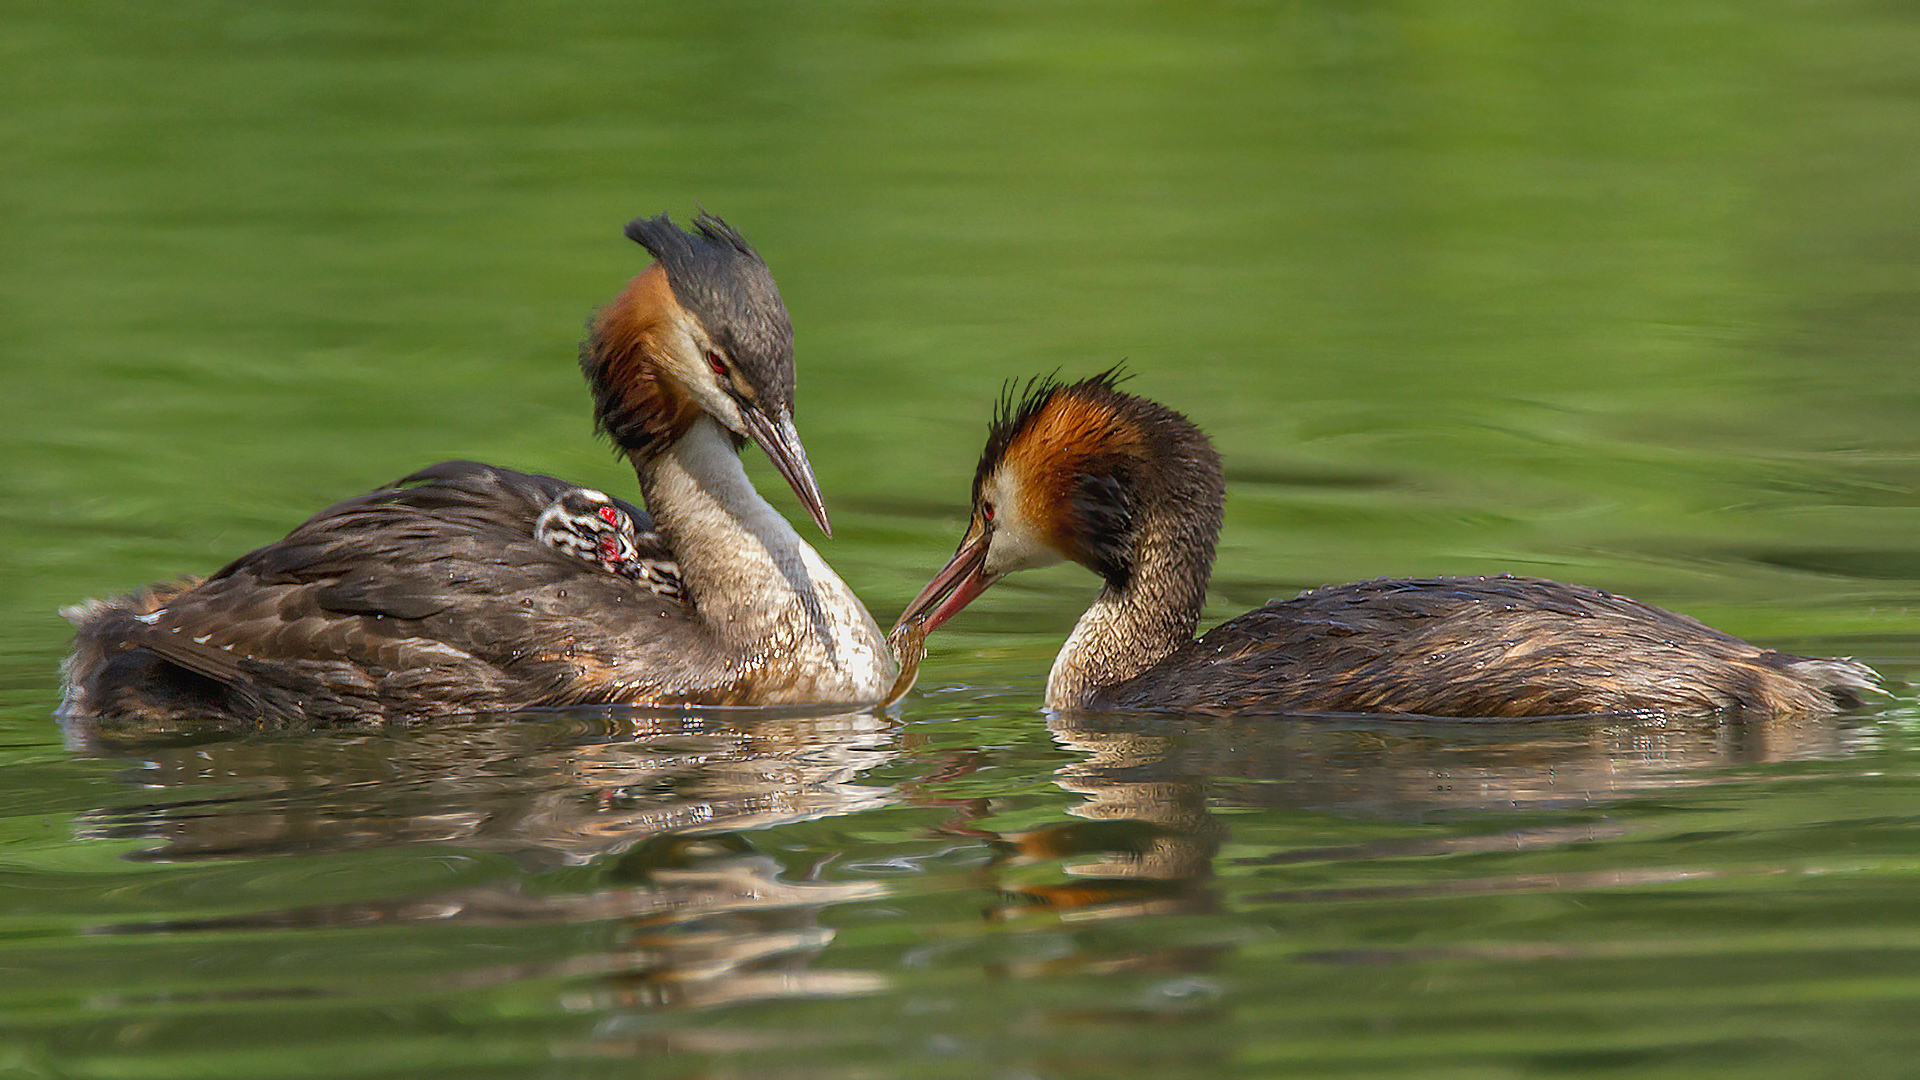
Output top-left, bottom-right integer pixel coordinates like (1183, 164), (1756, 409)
(663, 323), (744, 429)
(985, 500), (1066, 576)
(985, 537), (1062, 577)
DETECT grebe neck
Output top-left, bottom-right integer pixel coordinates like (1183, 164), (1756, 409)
(633, 416), (894, 702)
(1046, 497), (1213, 710)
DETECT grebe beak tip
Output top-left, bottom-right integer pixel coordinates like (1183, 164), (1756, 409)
(895, 529), (994, 635)
(743, 406), (833, 537)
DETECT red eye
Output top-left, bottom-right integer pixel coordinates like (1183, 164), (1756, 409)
(597, 506), (620, 525)
(706, 349), (728, 379)
(982, 503), (995, 523)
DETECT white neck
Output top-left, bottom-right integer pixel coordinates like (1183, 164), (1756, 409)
(636, 417), (894, 703)
(1045, 584), (1195, 709)
(1044, 503), (1210, 711)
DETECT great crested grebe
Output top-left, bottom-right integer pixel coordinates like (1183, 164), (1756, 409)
(63, 212), (895, 725)
(531, 479), (684, 601)
(895, 372), (1881, 717)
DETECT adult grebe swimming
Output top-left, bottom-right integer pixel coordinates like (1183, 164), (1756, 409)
(895, 372), (1879, 717)
(63, 213), (895, 725)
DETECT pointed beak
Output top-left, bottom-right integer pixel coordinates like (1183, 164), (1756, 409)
(741, 406), (833, 536)
(894, 524), (996, 634)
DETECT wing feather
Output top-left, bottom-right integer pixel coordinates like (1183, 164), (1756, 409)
(65, 461), (711, 725)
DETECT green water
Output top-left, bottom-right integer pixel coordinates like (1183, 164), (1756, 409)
(6, 1), (1920, 1076)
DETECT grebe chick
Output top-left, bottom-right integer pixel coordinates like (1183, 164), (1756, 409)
(895, 372), (1880, 717)
(63, 212), (895, 725)
(533, 484), (684, 601)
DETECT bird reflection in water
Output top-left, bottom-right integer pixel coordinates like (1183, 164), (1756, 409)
(68, 708), (898, 1016)
(836, 707), (1870, 1059)
(53, 700), (1873, 1043)
(951, 708), (1865, 949)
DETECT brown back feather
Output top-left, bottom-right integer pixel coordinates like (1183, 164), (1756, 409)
(1103, 575), (1880, 717)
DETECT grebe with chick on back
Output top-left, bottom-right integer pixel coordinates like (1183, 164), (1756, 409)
(63, 212), (895, 725)
(894, 371), (1880, 717)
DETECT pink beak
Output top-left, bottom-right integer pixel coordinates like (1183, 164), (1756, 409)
(894, 529), (995, 634)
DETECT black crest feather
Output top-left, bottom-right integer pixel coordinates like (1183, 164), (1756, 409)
(620, 211), (796, 413)
(972, 365), (1150, 587)
(973, 365), (1132, 503)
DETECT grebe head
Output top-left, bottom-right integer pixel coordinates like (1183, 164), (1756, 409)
(535, 488), (643, 574)
(898, 369), (1218, 632)
(582, 211), (833, 534)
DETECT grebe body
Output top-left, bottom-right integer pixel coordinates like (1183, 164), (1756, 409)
(896, 373), (1878, 718)
(64, 213), (894, 725)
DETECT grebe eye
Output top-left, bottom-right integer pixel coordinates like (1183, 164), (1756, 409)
(597, 506), (620, 525)
(705, 349), (729, 379)
(982, 503), (995, 523)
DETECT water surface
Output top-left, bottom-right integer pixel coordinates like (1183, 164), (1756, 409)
(4, 1), (1920, 1076)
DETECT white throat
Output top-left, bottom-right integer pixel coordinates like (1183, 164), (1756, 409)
(638, 417), (894, 703)
(1046, 587), (1166, 709)
(1043, 528), (1209, 711)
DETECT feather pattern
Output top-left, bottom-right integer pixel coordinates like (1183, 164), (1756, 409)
(1100, 575), (1881, 717)
(64, 462), (719, 725)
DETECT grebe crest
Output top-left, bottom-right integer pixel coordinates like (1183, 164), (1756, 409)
(913, 369), (1221, 632)
(584, 211), (829, 534)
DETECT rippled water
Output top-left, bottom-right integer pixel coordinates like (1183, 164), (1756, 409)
(6, 1), (1920, 1077)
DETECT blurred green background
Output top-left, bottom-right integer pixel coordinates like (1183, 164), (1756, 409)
(5, 4), (1920, 1078)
